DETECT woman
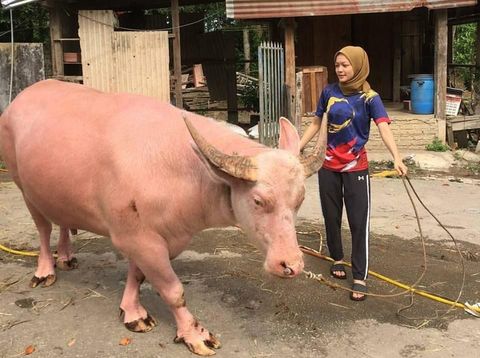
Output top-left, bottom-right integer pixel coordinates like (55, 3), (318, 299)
(299, 46), (408, 301)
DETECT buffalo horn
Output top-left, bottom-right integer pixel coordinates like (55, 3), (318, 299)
(183, 113), (258, 182)
(300, 119), (327, 178)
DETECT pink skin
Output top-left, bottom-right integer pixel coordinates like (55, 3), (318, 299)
(335, 54), (354, 83)
(0, 80), (306, 355)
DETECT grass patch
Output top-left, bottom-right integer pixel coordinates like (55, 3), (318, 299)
(426, 138), (449, 152)
(465, 162), (480, 175)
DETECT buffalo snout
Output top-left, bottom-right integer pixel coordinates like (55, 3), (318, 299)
(264, 251), (304, 278)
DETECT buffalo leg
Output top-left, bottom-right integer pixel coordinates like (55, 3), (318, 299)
(56, 226), (78, 270)
(119, 260), (156, 332)
(24, 198), (56, 288)
(114, 232), (221, 356)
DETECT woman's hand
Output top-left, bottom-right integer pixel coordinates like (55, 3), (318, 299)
(394, 159), (408, 176)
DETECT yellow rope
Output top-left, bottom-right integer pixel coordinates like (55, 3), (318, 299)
(371, 170), (398, 178)
(0, 243), (39, 257)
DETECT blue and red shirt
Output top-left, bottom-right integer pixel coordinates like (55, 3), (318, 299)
(315, 83), (391, 172)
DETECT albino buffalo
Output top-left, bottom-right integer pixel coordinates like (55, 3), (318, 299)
(0, 80), (326, 355)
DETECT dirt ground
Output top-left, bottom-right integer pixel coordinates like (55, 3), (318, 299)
(0, 169), (479, 358)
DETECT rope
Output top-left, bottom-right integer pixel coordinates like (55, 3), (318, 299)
(0, 243), (39, 257)
(0, 172), (477, 315)
(301, 172), (477, 316)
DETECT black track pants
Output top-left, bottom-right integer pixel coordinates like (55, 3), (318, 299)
(318, 168), (370, 280)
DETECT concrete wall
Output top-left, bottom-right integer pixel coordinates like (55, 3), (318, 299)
(0, 43), (45, 113)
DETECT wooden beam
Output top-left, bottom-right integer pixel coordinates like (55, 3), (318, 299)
(447, 115), (480, 131)
(475, 20), (480, 114)
(171, 0), (183, 108)
(434, 10), (447, 143)
(295, 71), (303, 135)
(284, 18), (296, 123)
(392, 13), (401, 102)
(226, 63), (238, 124)
(243, 29), (250, 75)
(49, 7), (63, 77)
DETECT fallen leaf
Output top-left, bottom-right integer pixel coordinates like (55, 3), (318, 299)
(119, 337), (132, 346)
(24, 345), (35, 355)
(67, 338), (76, 347)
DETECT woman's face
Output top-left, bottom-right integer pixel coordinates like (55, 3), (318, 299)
(335, 54), (354, 83)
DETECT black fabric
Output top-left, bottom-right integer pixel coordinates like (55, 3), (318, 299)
(318, 168), (370, 280)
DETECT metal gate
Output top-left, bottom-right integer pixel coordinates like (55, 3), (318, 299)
(258, 42), (285, 147)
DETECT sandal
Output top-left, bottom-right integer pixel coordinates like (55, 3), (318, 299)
(330, 263), (347, 280)
(350, 282), (367, 301)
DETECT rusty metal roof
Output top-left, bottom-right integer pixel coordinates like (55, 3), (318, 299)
(226, 0), (478, 19)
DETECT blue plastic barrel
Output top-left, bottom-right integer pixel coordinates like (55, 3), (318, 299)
(410, 74), (434, 114)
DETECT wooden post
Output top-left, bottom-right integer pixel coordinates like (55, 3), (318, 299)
(474, 20), (480, 114)
(434, 10), (447, 143)
(226, 62), (238, 124)
(49, 7), (63, 77)
(171, 0), (183, 108)
(243, 29), (250, 75)
(284, 18), (296, 123)
(392, 13), (401, 102)
(447, 24), (453, 66)
(295, 71), (303, 135)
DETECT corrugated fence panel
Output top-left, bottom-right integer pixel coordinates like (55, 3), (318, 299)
(113, 32), (169, 101)
(226, 0), (477, 19)
(79, 10), (169, 102)
(78, 10), (116, 92)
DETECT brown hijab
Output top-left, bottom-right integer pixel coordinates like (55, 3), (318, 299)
(335, 46), (371, 95)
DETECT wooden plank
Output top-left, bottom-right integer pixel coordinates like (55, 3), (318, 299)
(315, 69), (327, 104)
(171, 0), (183, 108)
(243, 29), (250, 75)
(303, 72), (312, 114)
(392, 13), (401, 102)
(310, 72), (316, 114)
(49, 8), (63, 77)
(448, 117), (480, 131)
(295, 71), (303, 134)
(475, 20), (480, 113)
(284, 18), (296, 121)
(446, 123), (455, 147)
(434, 9), (448, 143)
(192, 64), (204, 87)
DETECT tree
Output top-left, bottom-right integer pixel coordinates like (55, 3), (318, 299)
(452, 23), (476, 90)
(0, 3), (49, 44)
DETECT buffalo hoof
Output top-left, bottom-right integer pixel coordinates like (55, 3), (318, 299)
(30, 274), (56, 288)
(119, 308), (156, 333)
(56, 257), (78, 271)
(174, 332), (221, 356)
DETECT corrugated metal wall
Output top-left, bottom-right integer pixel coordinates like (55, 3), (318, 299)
(78, 11), (116, 92)
(226, 0), (477, 19)
(78, 10), (170, 101)
(113, 32), (169, 99)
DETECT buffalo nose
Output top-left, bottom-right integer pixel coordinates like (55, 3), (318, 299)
(281, 262), (295, 276)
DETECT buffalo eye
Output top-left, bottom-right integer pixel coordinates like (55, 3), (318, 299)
(253, 198), (264, 207)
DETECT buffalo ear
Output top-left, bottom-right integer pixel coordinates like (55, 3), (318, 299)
(278, 117), (300, 155)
